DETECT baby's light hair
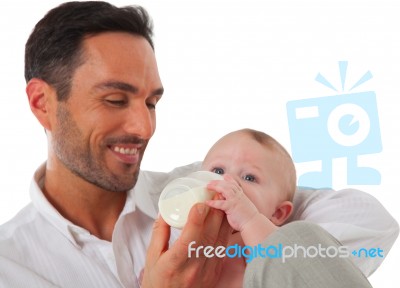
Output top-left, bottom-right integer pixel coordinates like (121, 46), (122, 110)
(238, 128), (297, 202)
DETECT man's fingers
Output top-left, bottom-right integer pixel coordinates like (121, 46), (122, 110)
(203, 215), (231, 283)
(146, 216), (171, 266)
(178, 203), (210, 247)
(160, 202), (210, 271)
(214, 213), (232, 248)
(201, 202), (227, 247)
(144, 203), (230, 288)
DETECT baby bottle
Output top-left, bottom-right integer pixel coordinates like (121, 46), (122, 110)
(158, 171), (223, 229)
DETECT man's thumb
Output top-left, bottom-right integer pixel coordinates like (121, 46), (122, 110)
(146, 215), (171, 264)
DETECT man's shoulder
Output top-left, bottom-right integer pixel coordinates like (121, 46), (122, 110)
(0, 203), (35, 229)
(0, 203), (39, 247)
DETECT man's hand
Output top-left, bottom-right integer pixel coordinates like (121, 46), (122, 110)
(142, 203), (231, 288)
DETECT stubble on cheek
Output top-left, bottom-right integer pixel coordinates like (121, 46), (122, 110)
(53, 104), (139, 192)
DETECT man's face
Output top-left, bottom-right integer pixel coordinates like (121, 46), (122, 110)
(51, 32), (163, 192)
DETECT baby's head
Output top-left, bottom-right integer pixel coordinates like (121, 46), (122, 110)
(202, 128), (296, 225)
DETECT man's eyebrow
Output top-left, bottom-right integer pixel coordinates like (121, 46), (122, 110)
(94, 81), (138, 93)
(94, 81), (164, 98)
(152, 87), (164, 98)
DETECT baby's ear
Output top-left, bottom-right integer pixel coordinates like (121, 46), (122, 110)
(270, 201), (293, 226)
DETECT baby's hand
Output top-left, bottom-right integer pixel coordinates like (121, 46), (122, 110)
(206, 175), (259, 232)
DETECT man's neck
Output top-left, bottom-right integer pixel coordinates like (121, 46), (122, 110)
(43, 162), (127, 241)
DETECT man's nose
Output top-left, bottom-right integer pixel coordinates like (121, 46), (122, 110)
(123, 102), (155, 139)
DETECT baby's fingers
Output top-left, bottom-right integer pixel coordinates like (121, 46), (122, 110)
(206, 199), (230, 211)
(207, 179), (241, 199)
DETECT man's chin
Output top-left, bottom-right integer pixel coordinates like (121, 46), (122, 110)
(86, 172), (139, 193)
(112, 172), (140, 193)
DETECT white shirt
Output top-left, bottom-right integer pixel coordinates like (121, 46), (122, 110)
(0, 162), (398, 287)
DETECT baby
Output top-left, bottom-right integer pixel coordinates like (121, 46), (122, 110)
(202, 128), (297, 287)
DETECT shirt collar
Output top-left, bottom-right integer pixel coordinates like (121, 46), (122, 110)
(30, 163), (84, 248)
(30, 163), (142, 248)
(132, 171), (159, 220)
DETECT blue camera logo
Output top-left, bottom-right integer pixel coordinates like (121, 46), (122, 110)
(286, 61), (382, 188)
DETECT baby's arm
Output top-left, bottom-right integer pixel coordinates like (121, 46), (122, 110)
(206, 175), (278, 246)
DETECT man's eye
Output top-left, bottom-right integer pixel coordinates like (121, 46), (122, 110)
(147, 102), (156, 110)
(243, 174), (256, 182)
(106, 99), (126, 106)
(212, 168), (224, 175)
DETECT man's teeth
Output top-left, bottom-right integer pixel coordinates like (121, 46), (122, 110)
(113, 146), (138, 155)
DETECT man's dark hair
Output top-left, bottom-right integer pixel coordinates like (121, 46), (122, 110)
(25, 1), (154, 101)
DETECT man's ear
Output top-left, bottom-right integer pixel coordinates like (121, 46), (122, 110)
(270, 201), (293, 226)
(26, 78), (55, 131)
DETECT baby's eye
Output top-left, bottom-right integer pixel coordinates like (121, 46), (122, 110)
(243, 174), (256, 182)
(212, 168), (225, 175)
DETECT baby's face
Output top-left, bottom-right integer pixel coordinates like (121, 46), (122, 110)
(202, 132), (287, 219)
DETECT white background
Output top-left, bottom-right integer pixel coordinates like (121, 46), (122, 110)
(0, 1), (398, 287)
